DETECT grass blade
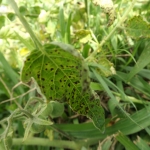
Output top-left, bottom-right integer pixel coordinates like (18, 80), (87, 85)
(127, 41), (150, 81)
(115, 131), (140, 150)
(0, 52), (24, 94)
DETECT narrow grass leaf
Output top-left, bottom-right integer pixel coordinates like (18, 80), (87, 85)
(65, 12), (72, 43)
(135, 136), (150, 150)
(54, 105), (150, 139)
(115, 131), (140, 150)
(59, 7), (66, 42)
(0, 52), (24, 94)
(127, 41), (150, 81)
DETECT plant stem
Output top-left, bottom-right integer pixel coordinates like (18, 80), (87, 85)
(86, 0), (138, 61)
(0, 77), (12, 98)
(112, 91), (150, 105)
(7, 0), (42, 50)
(84, 0), (90, 28)
(0, 87), (36, 105)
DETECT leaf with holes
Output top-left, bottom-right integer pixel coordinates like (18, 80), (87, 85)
(21, 42), (105, 132)
(126, 16), (150, 38)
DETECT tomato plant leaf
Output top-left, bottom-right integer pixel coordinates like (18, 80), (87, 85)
(21, 42), (105, 131)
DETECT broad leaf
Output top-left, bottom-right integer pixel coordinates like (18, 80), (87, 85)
(126, 16), (150, 38)
(21, 42), (105, 131)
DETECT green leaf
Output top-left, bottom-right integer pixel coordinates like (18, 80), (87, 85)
(89, 60), (115, 77)
(59, 8), (66, 41)
(30, 6), (41, 16)
(7, 13), (16, 21)
(14, 31), (35, 50)
(19, 6), (28, 16)
(31, 124), (45, 133)
(82, 44), (90, 58)
(127, 41), (150, 81)
(0, 52), (24, 94)
(54, 105), (150, 140)
(115, 132), (140, 150)
(24, 120), (33, 141)
(21, 42), (105, 131)
(74, 30), (92, 44)
(48, 101), (64, 118)
(33, 117), (53, 126)
(65, 12), (72, 43)
(0, 16), (5, 29)
(98, 137), (113, 150)
(90, 82), (103, 91)
(46, 20), (57, 36)
(0, 26), (16, 39)
(126, 16), (150, 38)
(8, 0), (42, 50)
(92, 69), (142, 128)
(135, 136), (150, 150)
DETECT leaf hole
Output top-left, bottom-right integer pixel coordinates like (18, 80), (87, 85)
(74, 81), (79, 84)
(41, 78), (45, 81)
(83, 69), (87, 72)
(37, 74), (40, 78)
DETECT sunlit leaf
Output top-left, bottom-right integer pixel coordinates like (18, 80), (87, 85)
(89, 50), (116, 77)
(7, 13), (16, 21)
(74, 30), (92, 44)
(19, 6), (28, 16)
(30, 6), (41, 16)
(46, 20), (57, 36)
(0, 16), (5, 29)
